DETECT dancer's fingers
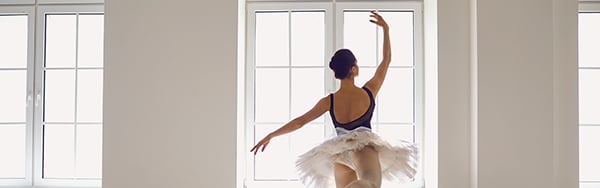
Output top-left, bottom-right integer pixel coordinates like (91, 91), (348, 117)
(370, 11), (379, 17)
(262, 142), (270, 152)
(251, 145), (258, 155)
(251, 142), (263, 155)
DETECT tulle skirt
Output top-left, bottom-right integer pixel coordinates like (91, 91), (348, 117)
(295, 127), (418, 188)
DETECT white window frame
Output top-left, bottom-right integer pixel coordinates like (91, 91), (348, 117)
(34, 4), (103, 188)
(37, 0), (103, 5)
(579, 2), (600, 188)
(0, 5), (35, 187)
(0, 0), (34, 5)
(245, 1), (424, 188)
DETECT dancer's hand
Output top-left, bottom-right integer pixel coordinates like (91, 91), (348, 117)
(369, 11), (388, 30)
(250, 134), (273, 155)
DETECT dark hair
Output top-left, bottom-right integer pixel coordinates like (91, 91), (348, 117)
(329, 49), (356, 79)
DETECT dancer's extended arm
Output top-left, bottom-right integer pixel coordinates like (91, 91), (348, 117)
(251, 97), (329, 155)
(364, 11), (390, 97)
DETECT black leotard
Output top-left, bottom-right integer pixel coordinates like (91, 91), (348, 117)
(329, 87), (375, 131)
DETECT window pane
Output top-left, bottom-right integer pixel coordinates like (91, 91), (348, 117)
(75, 124), (102, 178)
(77, 15), (104, 68)
(44, 124), (75, 178)
(77, 70), (103, 122)
(377, 124), (414, 144)
(290, 123), (325, 180)
(344, 11), (377, 67)
(580, 126), (600, 181)
(378, 68), (413, 123)
(291, 12), (324, 67)
(579, 69), (600, 124)
(254, 124), (293, 180)
(255, 68), (289, 123)
(45, 15), (76, 68)
(291, 68), (324, 120)
(0, 124), (26, 178)
(256, 12), (289, 67)
(0, 15), (27, 68)
(578, 13), (600, 67)
(378, 11), (414, 67)
(0, 70), (27, 122)
(290, 123), (325, 157)
(44, 70), (76, 122)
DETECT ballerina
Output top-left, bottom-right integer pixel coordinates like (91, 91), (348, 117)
(251, 11), (418, 188)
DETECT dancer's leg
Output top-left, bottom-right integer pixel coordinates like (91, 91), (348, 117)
(334, 162), (358, 188)
(345, 146), (382, 188)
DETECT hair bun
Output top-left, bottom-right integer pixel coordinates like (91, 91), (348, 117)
(329, 49), (356, 79)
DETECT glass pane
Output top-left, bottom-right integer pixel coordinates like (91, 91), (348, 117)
(255, 68), (289, 123)
(75, 124), (102, 178)
(291, 68), (324, 120)
(291, 12), (324, 67)
(256, 12), (289, 67)
(289, 123), (325, 180)
(579, 13), (600, 67)
(378, 68), (414, 123)
(77, 70), (103, 122)
(0, 15), (27, 68)
(378, 11), (414, 67)
(78, 15), (104, 68)
(290, 123), (325, 156)
(580, 126), (600, 181)
(45, 15), (76, 68)
(354, 67), (375, 88)
(0, 70), (27, 122)
(44, 124), (75, 178)
(579, 69), (600, 124)
(377, 124), (414, 144)
(344, 11), (377, 67)
(254, 124), (293, 180)
(0, 124), (26, 178)
(44, 70), (76, 122)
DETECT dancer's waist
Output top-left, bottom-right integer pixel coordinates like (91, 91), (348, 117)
(335, 126), (372, 136)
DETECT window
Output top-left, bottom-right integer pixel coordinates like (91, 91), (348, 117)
(0, 2), (103, 187)
(0, 7), (33, 187)
(579, 3), (600, 188)
(245, 2), (423, 188)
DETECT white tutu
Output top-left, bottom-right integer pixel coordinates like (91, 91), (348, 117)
(295, 127), (418, 188)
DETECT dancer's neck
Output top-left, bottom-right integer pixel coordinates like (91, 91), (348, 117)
(339, 78), (357, 90)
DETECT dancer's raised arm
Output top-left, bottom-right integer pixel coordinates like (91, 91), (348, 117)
(250, 96), (329, 155)
(364, 11), (390, 97)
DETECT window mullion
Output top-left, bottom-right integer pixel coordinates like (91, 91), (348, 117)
(286, 9), (293, 181)
(72, 11), (79, 180)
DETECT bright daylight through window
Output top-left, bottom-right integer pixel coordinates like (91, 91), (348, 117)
(0, 2), (103, 187)
(246, 2), (422, 188)
(578, 10), (600, 185)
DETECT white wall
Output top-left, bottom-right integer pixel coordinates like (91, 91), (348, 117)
(436, 0), (579, 187)
(477, 0), (555, 187)
(103, 0), (238, 187)
(436, 0), (472, 187)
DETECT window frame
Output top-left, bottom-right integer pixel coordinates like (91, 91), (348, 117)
(245, 1), (424, 188)
(33, 4), (104, 187)
(579, 2), (600, 188)
(0, 5), (35, 187)
(0, 0), (34, 5)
